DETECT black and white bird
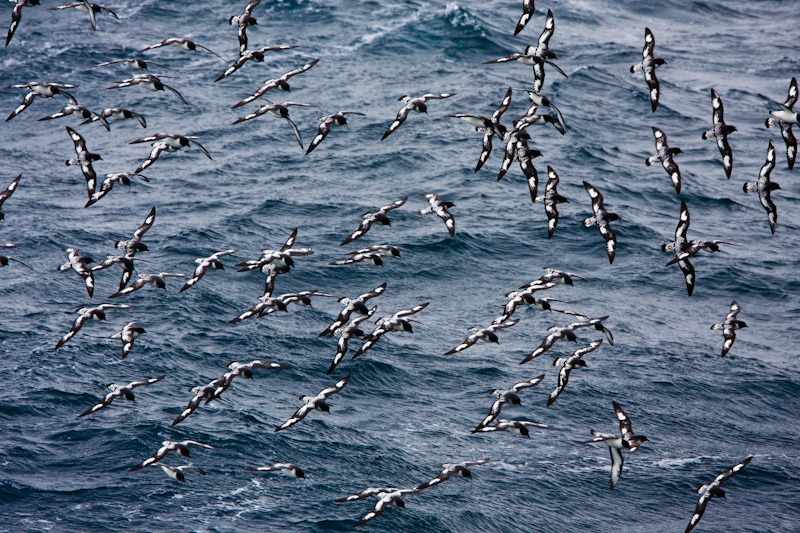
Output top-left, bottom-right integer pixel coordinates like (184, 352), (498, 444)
(760, 78), (799, 127)
(93, 58), (172, 71)
(516, 109), (566, 136)
(520, 316), (608, 364)
(520, 268), (587, 291)
(129, 440), (215, 471)
(743, 140), (780, 234)
(327, 307), (376, 375)
(582, 181), (619, 264)
(702, 89), (737, 178)
(208, 360), (285, 402)
(6, 82), (77, 121)
(48, 2), (118, 31)
(275, 375), (350, 432)
(171, 380), (223, 426)
(228, 296), (288, 324)
(418, 193), (455, 236)
(129, 133), (211, 173)
(82, 107), (146, 128)
(762, 77), (797, 170)
(233, 100), (315, 149)
(140, 37), (223, 59)
(6, 0), (40, 48)
(179, 249), (237, 292)
(484, 48), (567, 86)
(329, 251), (384, 267)
(646, 127), (682, 194)
(336, 487), (420, 527)
(255, 290), (333, 318)
(513, 0), (534, 36)
(231, 58), (319, 108)
(306, 111), (365, 154)
(55, 303), (131, 350)
(711, 301), (746, 357)
(340, 197), (408, 245)
(685, 456), (753, 533)
(584, 401), (648, 489)
(0, 173), (21, 221)
(351, 303), (429, 359)
(319, 282), (387, 337)
(108, 320), (145, 359)
(473, 375), (545, 431)
(236, 228), (313, 273)
(347, 244), (408, 259)
(630, 27), (666, 112)
(530, 9), (561, 91)
(56, 247), (95, 297)
(78, 375), (164, 417)
(39, 104), (110, 130)
(472, 419), (549, 437)
(497, 126), (542, 186)
(547, 339), (603, 406)
(533, 166), (569, 239)
(445, 87), (512, 172)
(511, 279), (557, 295)
(245, 463), (305, 479)
(380, 93), (456, 141)
(114, 206), (155, 258)
(553, 310), (614, 345)
(91, 255), (143, 292)
(257, 264), (288, 299)
(228, 0), (261, 56)
(108, 272), (185, 298)
(444, 319), (518, 355)
(65, 126), (102, 198)
(150, 463), (206, 482)
(494, 289), (560, 324)
(415, 458), (490, 491)
(511, 87), (566, 133)
(107, 74), (187, 105)
(85, 173), (149, 208)
(666, 239), (735, 267)
(662, 201), (695, 296)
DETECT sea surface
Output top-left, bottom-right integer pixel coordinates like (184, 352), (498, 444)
(1, 0), (799, 531)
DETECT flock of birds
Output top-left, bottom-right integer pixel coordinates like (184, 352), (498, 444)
(2, 0), (792, 530)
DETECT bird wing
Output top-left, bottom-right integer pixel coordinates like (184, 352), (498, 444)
(340, 217), (374, 246)
(444, 331), (481, 355)
(6, 91), (37, 121)
(520, 331), (558, 364)
(379, 196), (408, 214)
(306, 117), (332, 154)
(129, 375), (166, 389)
(609, 446), (624, 490)
(78, 389), (121, 417)
(132, 206), (156, 241)
(0, 173), (21, 204)
(380, 104), (413, 141)
(275, 402), (314, 431)
(55, 313), (90, 350)
(547, 364), (571, 406)
(613, 401), (636, 445)
(282, 58), (320, 80)
(319, 375), (350, 398)
(513, 0), (534, 36)
(511, 373), (546, 392)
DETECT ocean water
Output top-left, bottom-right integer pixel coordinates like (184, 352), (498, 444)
(1, 0), (799, 531)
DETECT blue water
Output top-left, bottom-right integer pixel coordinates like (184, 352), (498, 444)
(1, 0), (799, 531)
